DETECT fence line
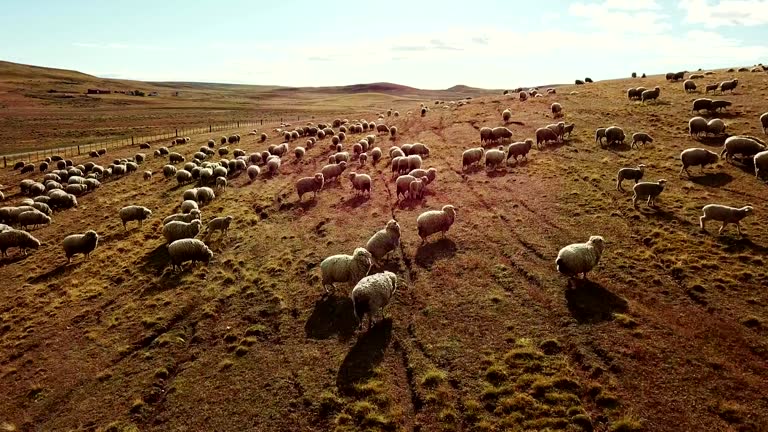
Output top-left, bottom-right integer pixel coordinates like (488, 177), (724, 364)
(1, 116), (309, 168)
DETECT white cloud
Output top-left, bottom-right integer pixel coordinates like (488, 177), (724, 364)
(569, 2), (670, 33)
(73, 42), (170, 51)
(603, 0), (662, 9)
(680, 0), (768, 27)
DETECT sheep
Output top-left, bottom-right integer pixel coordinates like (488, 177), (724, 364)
(616, 165), (645, 191)
(30, 202), (51, 216)
(409, 167), (437, 184)
(641, 87), (661, 103)
(365, 220), (401, 265)
(352, 271), (398, 330)
(195, 187), (216, 205)
(119, 205), (152, 229)
(485, 147), (506, 170)
(376, 124), (390, 134)
(163, 209), (201, 225)
(502, 109), (512, 123)
(563, 123), (575, 139)
(595, 128), (607, 145)
(519, 91), (528, 101)
(371, 147), (382, 164)
(395, 175), (418, 200)
(605, 126), (626, 147)
(707, 118), (726, 136)
(754, 150), (768, 179)
(680, 148), (719, 176)
(349, 172), (372, 196)
(205, 215), (233, 237)
(721, 136), (766, 161)
(143, 170), (152, 181)
(555, 236), (605, 279)
(169, 152), (185, 164)
(267, 157), (281, 174)
(705, 83), (719, 94)
(711, 100), (732, 112)
(699, 205), (753, 236)
(462, 147), (484, 170)
(760, 112), (768, 135)
(410, 178), (427, 200)
(17, 210), (51, 230)
(389, 127), (398, 138)
(39, 162), (49, 173)
(506, 139), (533, 163)
(632, 180), (667, 207)
(689, 117), (709, 137)
(692, 98), (713, 113)
(296, 173), (325, 201)
(260, 133), (268, 142)
(13, 161), (25, 170)
(410, 143), (430, 157)
(62, 230), (99, 264)
(319, 247), (373, 293)
(631, 133), (654, 148)
(535, 128), (559, 149)
(416, 204), (457, 243)
(294, 146), (305, 160)
(719, 79), (738, 93)
(163, 219), (203, 244)
(0, 229), (41, 257)
(684, 80), (697, 92)
(480, 127), (493, 143)
(247, 165), (261, 182)
(167, 238), (213, 271)
(491, 127), (513, 144)
(551, 103), (563, 117)
(321, 161), (348, 182)
(47, 191), (77, 209)
(212, 176), (226, 190)
(158, 147), (169, 156)
(21, 164), (34, 174)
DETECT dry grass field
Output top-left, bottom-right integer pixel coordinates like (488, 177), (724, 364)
(1, 63), (768, 432)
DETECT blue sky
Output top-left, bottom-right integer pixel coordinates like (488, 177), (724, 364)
(1, 0), (766, 89)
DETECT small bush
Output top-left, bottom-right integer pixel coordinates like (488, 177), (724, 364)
(421, 369), (447, 389)
(610, 417), (642, 431)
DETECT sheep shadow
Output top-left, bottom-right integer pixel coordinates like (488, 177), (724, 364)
(486, 169), (509, 178)
(688, 172), (733, 188)
(604, 142), (632, 152)
(0, 253), (36, 267)
(27, 261), (81, 283)
(539, 141), (567, 152)
(695, 136), (727, 147)
(397, 198), (425, 211)
(415, 238), (457, 269)
(341, 195), (370, 208)
(715, 236), (768, 254)
(336, 318), (393, 396)
(506, 158), (529, 168)
(461, 165), (484, 175)
(565, 279), (628, 323)
(304, 293), (357, 342)
(294, 198), (319, 213)
(138, 244), (171, 276)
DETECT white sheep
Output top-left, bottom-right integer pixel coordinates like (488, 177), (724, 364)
(267, 157), (281, 174)
(416, 205), (457, 243)
(604, 126), (626, 147)
(180, 200), (199, 214)
(595, 128), (607, 145)
(119, 205), (152, 230)
(551, 103), (563, 117)
(555, 235), (605, 279)
(506, 140), (533, 163)
(707, 119), (726, 136)
(641, 86), (661, 103)
(247, 165), (261, 182)
(409, 167), (437, 184)
(296, 173), (325, 201)
(631, 133), (653, 148)
(699, 205), (753, 236)
(502, 109), (512, 123)
(365, 220), (401, 267)
(680, 148), (719, 176)
(167, 238), (213, 272)
(348, 172), (372, 196)
(689, 117), (708, 137)
(754, 150), (768, 179)
(215, 176), (227, 190)
(462, 148), (484, 170)
(721, 136), (766, 161)
(0, 229), (41, 257)
(760, 112), (768, 135)
(616, 165), (645, 191)
(62, 230), (99, 264)
(17, 210), (51, 230)
(321, 161), (348, 182)
(162, 219), (203, 244)
(632, 180), (667, 207)
(485, 147), (506, 170)
(409, 178), (425, 199)
(196, 187), (216, 205)
(352, 271), (398, 330)
(163, 209), (201, 226)
(319, 247), (373, 293)
(205, 215), (233, 237)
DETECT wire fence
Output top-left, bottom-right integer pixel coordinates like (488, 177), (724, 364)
(0, 117), (306, 168)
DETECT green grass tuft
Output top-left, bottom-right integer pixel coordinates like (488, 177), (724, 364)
(421, 369), (447, 389)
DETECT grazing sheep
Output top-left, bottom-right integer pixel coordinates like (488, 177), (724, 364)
(632, 180), (667, 207)
(707, 119), (727, 135)
(689, 116), (709, 137)
(13, 161), (25, 170)
(692, 98), (713, 113)
(410, 178), (426, 199)
(0, 229), (41, 257)
(169, 152), (185, 164)
(604, 126), (626, 147)
(39, 162), (49, 173)
(352, 271), (398, 330)
(370, 147), (382, 164)
(296, 173), (325, 201)
(700, 205), (753, 236)
(753, 150), (768, 179)
(247, 165), (261, 182)
(349, 172), (371, 196)
(17, 211), (51, 230)
(167, 238), (213, 271)
(491, 127), (513, 144)
(705, 83), (719, 94)
(719, 79), (738, 93)
(119, 205), (152, 229)
(319, 247), (373, 293)
(215, 176), (227, 189)
(365, 220), (401, 265)
(410, 143), (430, 157)
(163, 219), (203, 244)
(616, 165), (645, 191)
(389, 127), (397, 138)
(721, 136), (766, 161)
(409, 167), (437, 184)
(416, 205), (457, 243)
(21, 164), (34, 174)
(627, 88), (641, 100)
(143, 170), (152, 181)
(480, 127), (493, 143)
(485, 147), (506, 170)
(563, 123), (575, 139)
(321, 161), (348, 182)
(641, 87), (661, 103)
(502, 109), (512, 123)
(31, 202), (51, 216)
(195, 187), (215, 205)
(506, 139), (533, 163)
(760, 112), (768, 135)
(462, 147), (485, 170)
(711, 100), (732, 112)
(62, 230), (99, 264)
(595, 128), (607, 145)
(536, 128), (559, 149)
(47, 191), (77, 209)
(395, 175), (418, 200)
(551, 103), (563, 117)
(267, 157), (281, 174)
(294, 146), (305, 160)
(555, 236), (605, 279)
(684, 80), (697, 92)
(163, 209), (202, 225)
(680, 148), (719, 176)
(205, 215), (233, 237)
(631, 133), (654, 148)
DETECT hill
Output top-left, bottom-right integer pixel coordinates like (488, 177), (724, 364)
(1, 67), (768, 432)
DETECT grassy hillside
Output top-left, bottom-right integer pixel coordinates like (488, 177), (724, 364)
(1, 68), (768, 432)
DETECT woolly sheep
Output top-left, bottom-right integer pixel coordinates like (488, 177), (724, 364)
(555, 235), (605, 279)
(169, 152), (185, 164)
(370, 147), (382, 164)
(167, 238), (213, 271)
(17, 210), (51, 230)
(502, 109), (512, 123)
(296, 173), (325, 201)
(267, 157), (281, 174)
(692, 98), (713, 113)
(214, 176), (227, 190)
(632, 180), (667, 207)
(519, 91), (528, 101)
(753, 150), (768, 179)
(684, 80), (697, 92)
(416, 204), (457, 243)
(294, 146), (305, 160)
(485, 147), (506, 170)
(352, 271), (398, 330)
(760, 112), (768, 135)
(616, 165), (645, 191)
(119, 205), (152, 229)
(205, 215), (233, 237)
(31, 202), (51, 216)
(604, 126), (626, 147)
(689, 117), (709, 137)
(506, 139), (533, 163)
(349, 172), (372, 196)
(163, 219), (203, 244)
(535, 128), (558, 149)
(319, 247), (373, 293)
(721, 136), (766, 161)
(410, 143), (430, 157)
(631, 133), (653, 148)
(395, 175), (417, 200)
(163, 209), (201, 225)
(480, 127), (493, 143)
(406, 154), (422, 171)
(680, 148), (719, 176)
(491, 127), (513, 144)
(365, 220), (401, 265)
(62, 230), (99, 264)
(700, 205), (753, 236)
(719, 79), (738, 93)
(551, 103), (563, 117)
(462, 147), (484, 170)
(247, 165), (260, 182)
(705, 83), (719, 94)
(409, 178), (425, 199)
(707, 119), (726, 135)
(47, 191), (77, 209)
(595, 128), (607, 145)
(143, 170), (152, 181)
(711, 100), (732, 112)
(321, 161), (348, 182)
(641, 87), (661, 103)
(0, 229), (41, 257)
(196, 187), (216, 205)
(409, 167), (437, 184)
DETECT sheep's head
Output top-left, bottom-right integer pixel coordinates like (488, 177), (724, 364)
(741, 206), (754, 215)
(588, 236), (605, 254)
(386, 271), (399, 297)
(386, 220), (401, 234)
(657, 179), (668, 188)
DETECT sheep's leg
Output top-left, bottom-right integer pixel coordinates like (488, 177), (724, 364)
(718, 223), (727, 235)
(699, 216), (707, 230)
(737, 223), (743, 236)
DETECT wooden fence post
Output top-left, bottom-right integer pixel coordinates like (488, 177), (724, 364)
(131, 136), (134, 145)
(3, 156), (5, 168)
(77, 145), (80, 155)
(175, 128), (178, 137)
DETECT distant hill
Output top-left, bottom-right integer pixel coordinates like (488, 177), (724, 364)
(0, 60), (97, 82)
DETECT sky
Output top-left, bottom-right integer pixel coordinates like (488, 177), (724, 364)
(0, 0), (767, 89)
